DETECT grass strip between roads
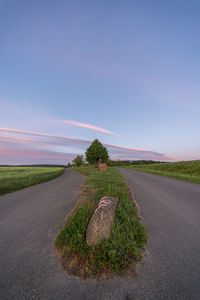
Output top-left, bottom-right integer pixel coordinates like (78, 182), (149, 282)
(55, 167), (147, 277)
(125, 160), (200, 184)
(0, 167), (64, 195)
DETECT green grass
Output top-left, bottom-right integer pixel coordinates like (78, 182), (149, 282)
(55, 167), (147, 276)
(125, 160), (200, 183)
(0, 166), (64, 195)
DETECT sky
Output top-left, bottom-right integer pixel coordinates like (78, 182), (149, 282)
(0, 0), (199, 165)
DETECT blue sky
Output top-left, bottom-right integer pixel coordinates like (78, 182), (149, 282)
(0, 0), (199, 164)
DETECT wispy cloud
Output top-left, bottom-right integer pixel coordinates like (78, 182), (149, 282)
(62, 119), (122, 137)
(0, 127), (90, 145)
(0, 142), (76, 165)
(0, 98), (28, 115)
(0, 127), (178, 164)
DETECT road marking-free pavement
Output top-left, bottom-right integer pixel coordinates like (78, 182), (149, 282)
(1, 168), (200, 299)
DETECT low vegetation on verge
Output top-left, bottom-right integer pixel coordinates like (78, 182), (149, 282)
(125, 160), (200, 184)
(107, 159), (162, 167)
(0, 166), (64, 195)
(55, 167), (147, 277)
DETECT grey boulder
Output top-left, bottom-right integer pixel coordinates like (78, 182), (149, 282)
(86, 196), (118, 246)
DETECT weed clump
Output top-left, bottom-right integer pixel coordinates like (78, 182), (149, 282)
(55, 167), (147, 277)
(55, 203), (93, 257)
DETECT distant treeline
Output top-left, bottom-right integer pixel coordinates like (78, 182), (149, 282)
(107, 160), (162, 166)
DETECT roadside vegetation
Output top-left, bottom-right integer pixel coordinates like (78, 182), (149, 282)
(125, 160), (200, 184)
(55, 166), (147, 278)
(107, 159), (162, 167)
(0, 166), (64, 195)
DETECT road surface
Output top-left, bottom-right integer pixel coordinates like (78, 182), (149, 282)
(1, 168), (200, 299)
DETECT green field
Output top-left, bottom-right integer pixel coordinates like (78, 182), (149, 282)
(126, 160), (200, 183)
(0, 167), (64, 195)
(55, 166), (147, 277)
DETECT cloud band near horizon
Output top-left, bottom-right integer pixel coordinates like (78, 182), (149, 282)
(0, 127), (178, 164)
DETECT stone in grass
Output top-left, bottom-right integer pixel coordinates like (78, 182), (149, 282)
(98, 163), (107, 171)
(86, 196), (118, 246)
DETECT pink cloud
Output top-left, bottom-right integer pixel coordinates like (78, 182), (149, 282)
(0, 132), (63, 148)
(104, 143), (178, 160)
(162, 155), (179, 161)
(0, 99), (28, 115)
(105, 143), (157, 154)
(0, 127), (90, 145)
(0, 127), (177, 163)
(0, 143), (76, 165)
(62, 120), (122, 137)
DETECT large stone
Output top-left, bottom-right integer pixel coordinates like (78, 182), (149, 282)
(86, 196), (118, 246)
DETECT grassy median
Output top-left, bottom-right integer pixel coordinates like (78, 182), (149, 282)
(55, 167), (147, 277)
(0, 167), (64, 195)
(125, 160), (200, 184)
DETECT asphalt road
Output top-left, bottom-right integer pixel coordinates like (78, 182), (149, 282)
(1, 168), (200, 300)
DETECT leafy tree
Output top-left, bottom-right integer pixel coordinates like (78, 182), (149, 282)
(72, 155), (84, 167)
(85, 139), (109, 164)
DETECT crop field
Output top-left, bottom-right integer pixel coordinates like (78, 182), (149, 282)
(126, 160), (200, 183)
(0, 167), (64, 195)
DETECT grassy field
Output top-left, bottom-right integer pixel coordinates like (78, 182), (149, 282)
(125, 160), (200, 183)
(55, 166), (147, 277)
(0, 166), (64, 195)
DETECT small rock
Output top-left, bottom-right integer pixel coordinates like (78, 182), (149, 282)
(98, 163), (107, 171)
(86, 196), (118, 246)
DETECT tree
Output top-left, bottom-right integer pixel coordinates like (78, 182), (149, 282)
(72, 155), (84, 167)
(85, 139), (109, 164)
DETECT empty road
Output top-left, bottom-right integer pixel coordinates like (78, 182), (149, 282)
(1, 168), (200, 299)
(117, 168), (200, 300)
